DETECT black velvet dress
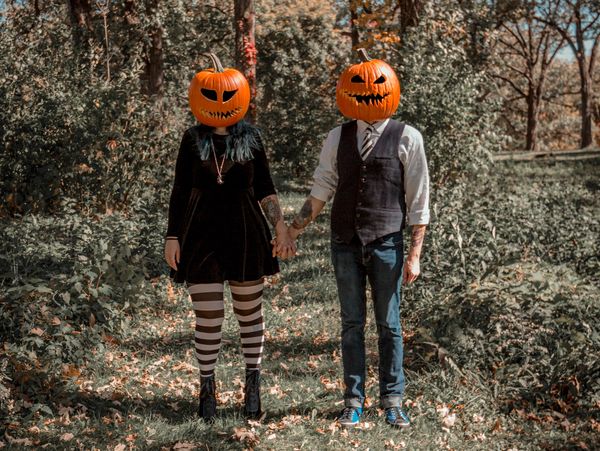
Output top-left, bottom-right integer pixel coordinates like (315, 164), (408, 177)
(166, 124), (280, 284)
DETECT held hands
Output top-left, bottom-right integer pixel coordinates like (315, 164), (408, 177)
(271, 223), (297, 260)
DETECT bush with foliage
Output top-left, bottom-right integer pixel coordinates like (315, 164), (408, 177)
(390, 5), (503, 186)
(256, 4), (347, 177)
(0, 203), (165, 418)
(406, 159), (600, 414)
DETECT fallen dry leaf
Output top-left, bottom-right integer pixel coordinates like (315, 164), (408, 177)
(231, 428), (260, 447)
(442, 413), (457, 429)
(60, 433), (74, 441)
(491, 418), (502, 433)
(62, 364), (81, 378)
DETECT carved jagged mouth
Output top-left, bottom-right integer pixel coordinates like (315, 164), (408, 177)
(345, 91), (390, 105)
(202, 107), (242, 119)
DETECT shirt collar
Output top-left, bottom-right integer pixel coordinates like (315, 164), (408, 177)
(357, 118), (389, 136)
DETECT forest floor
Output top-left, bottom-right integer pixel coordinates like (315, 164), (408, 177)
(2, 158), (599, 450)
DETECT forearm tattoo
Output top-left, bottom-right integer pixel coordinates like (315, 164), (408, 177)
(409, 225), (426, 257)
(292, 199), (313, 230)
(260, 195), (283, 228)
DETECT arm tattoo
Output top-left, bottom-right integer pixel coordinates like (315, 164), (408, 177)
(292, 199), (313, 230)
(260, 195), (283, 227)
(409, 225), (426, 258)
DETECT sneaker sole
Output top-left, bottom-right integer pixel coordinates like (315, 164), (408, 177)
(387, 421), (410, 428)
(339, 421), (360, 428)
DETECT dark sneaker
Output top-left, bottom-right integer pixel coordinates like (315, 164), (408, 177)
(199, 375), (216, 422)
(244, 369), (263, 419)
(385, 406), (410, 428)
(338, 406), (363, 428)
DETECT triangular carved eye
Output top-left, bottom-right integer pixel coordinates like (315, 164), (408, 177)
(201, 88), (217, 101)
(223, 90), (238, 102)
(374, 75), (386, 84)
(351, 75), (365, 83)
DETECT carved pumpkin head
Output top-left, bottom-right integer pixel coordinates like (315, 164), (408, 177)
(188, 53), (250, 127)
(336, 48), (400, 122)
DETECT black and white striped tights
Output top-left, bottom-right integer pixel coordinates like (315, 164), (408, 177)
(188, 279), (264, 378)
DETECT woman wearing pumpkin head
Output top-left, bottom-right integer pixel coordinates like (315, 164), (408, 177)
(164, 53), (295, 422)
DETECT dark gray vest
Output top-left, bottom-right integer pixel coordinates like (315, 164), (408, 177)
(330, 120), (406, 245)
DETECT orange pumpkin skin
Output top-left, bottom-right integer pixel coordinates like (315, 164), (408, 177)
(336, 50), (400, 122)
(188, 54), (250, 127)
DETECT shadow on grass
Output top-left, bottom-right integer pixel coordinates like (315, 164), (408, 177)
(118, 332), (195, 356)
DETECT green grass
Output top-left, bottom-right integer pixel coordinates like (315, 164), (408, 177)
(2, 159), (599, 450)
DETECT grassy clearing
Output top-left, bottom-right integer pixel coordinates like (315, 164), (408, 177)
(1, 159), (599, 450)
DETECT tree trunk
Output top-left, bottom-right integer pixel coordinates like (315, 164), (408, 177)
(67, 0), (92, 50)
(234, 0), (257, 123)
(579, 67), (594, 148)
(571, 4), (596, 148)
(141, 0), (164, 97)
(398, 0), (421, 37)
(525, 87), (540, 151)
(349, 0), (360, 49)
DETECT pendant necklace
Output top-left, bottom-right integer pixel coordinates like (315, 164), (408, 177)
(210, 137), (226, 184)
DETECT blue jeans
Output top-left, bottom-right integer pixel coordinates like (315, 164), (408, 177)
(331, 232), (405, 409)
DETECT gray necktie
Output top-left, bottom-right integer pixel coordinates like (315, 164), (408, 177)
(360, 124), (375, 159)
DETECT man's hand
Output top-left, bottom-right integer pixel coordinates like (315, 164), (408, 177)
(403, 224), (426, 285)
(402, 255), (420, 284)
(288, 224), (302, 242)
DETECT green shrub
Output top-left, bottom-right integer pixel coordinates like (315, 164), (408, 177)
(389, 5), (504, 186)
(0, 206), (163, 416)
(256, 10), (347, 178)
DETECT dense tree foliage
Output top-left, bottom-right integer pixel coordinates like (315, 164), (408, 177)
(0, 0), (506, 214)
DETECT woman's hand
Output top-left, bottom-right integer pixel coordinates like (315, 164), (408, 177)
(272, 224), (296, 260)
(164, 238), (180, 270)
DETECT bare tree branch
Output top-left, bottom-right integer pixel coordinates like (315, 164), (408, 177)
(494, 73), (527, 98)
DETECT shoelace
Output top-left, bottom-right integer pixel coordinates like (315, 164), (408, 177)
(340, 407), (357, 420)
(386, 407), (400, 420)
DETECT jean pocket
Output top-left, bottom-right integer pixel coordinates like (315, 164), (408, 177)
(376, 232), (403, 248)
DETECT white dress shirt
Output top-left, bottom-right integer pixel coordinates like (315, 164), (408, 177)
(310, 118), (430, 226)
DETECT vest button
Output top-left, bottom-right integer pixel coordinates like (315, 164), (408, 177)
(361, 177), (366, 182)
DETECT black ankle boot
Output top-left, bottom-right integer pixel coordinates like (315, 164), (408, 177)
(199, 375), (216, 421)
(244, 369), (263, 419)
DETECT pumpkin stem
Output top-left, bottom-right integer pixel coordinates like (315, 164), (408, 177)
(203, 52), (225, 72)
(357, 48), (372, 62)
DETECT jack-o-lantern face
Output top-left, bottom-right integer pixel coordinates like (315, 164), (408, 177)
(336, 48), (400, 122)
(188, 53), (250, 127)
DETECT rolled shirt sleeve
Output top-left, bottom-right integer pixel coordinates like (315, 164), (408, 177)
(309, 127), (341, 202)
(399, 125), (430, 225)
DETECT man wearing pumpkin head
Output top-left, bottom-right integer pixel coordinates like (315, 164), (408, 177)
(164, 53), (295, 422)
(288, 49), (429, 428)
